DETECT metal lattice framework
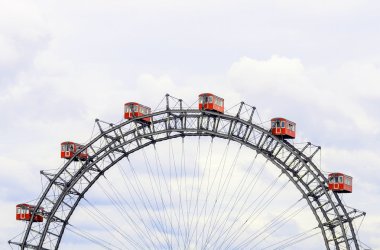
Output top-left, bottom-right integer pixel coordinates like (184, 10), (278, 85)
(10, 95), (364, 249)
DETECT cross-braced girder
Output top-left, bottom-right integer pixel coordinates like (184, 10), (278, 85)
(11, 97), (363, 250)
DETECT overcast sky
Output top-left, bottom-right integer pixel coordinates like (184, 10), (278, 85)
(1, 0), (379, 249)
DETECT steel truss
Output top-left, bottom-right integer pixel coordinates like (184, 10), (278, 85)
(10, 95), (364, 249)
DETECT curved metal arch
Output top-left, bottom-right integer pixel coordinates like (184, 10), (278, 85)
(16, 106), (360, 250)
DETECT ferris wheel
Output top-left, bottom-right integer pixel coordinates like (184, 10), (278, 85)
(9, 93), (367, 249)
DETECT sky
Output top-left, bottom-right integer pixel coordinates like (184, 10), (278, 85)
(1, 0), (380, 249)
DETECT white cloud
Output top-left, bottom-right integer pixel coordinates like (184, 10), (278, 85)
(0, 0), (49, 78)
(1, 0), (379, 248)
(226, 56), (380, 143)
(228, 55), (312, 99)
(2, 53), (379, 249)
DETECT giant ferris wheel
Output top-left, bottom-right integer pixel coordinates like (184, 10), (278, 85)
(9, 93), (367, 249)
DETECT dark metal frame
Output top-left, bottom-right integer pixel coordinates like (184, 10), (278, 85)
(10, 96), (363, 249)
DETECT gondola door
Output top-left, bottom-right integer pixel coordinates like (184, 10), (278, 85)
(276, 120), (281, 134)
(20, 207), (25, 220)
(66, 144), (74, 158)
(334, 176), (340, 190)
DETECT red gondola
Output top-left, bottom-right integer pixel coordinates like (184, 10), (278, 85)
(124, 102), (152, 123)
(16, 204), (44, 222)
(198, 93), (224, 113)
(61, 141), (88, 161)
(328, 173), (353, 193)
(271, 118), (296, 139)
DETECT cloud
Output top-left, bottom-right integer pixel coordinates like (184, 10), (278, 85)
(2, 53), (379, 249)
(228, 55), (311, 99)
(226, 56), (380, 147)
(1, 0), (379, 248)
(0, 0), (50, 85)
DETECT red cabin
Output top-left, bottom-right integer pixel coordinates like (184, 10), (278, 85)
(271, 118), (296, 139)
(124, 102), (152, 123)
(16, 204), (44, 222)
(61, 141), (88, 161)
(198, 93), (224, 113)
(328, 173), (353, 193)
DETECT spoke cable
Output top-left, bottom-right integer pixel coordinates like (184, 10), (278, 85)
(168, 139), (187, 248)
(66, 224), (123, 250)
(101, 175), (160, 246)
(141, 147), (176, 247)
(224, 178), (290, 249)
(116, 162), (170, 248)
(184, 137), (201, 248)
(186, 137), (214, 248)
(269, 228), (320, 250)
(205, 158), (269, 247)
(196, 143), (241, 247)
(201, 153), (259, 249)
(95, 179), (152, 249)
(215, 170), (284, 249)
(125, 157), (174, 248)
(237, 200), (309, 249)
(80, 198), (142, 248)
(152, 140), (188, 248)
